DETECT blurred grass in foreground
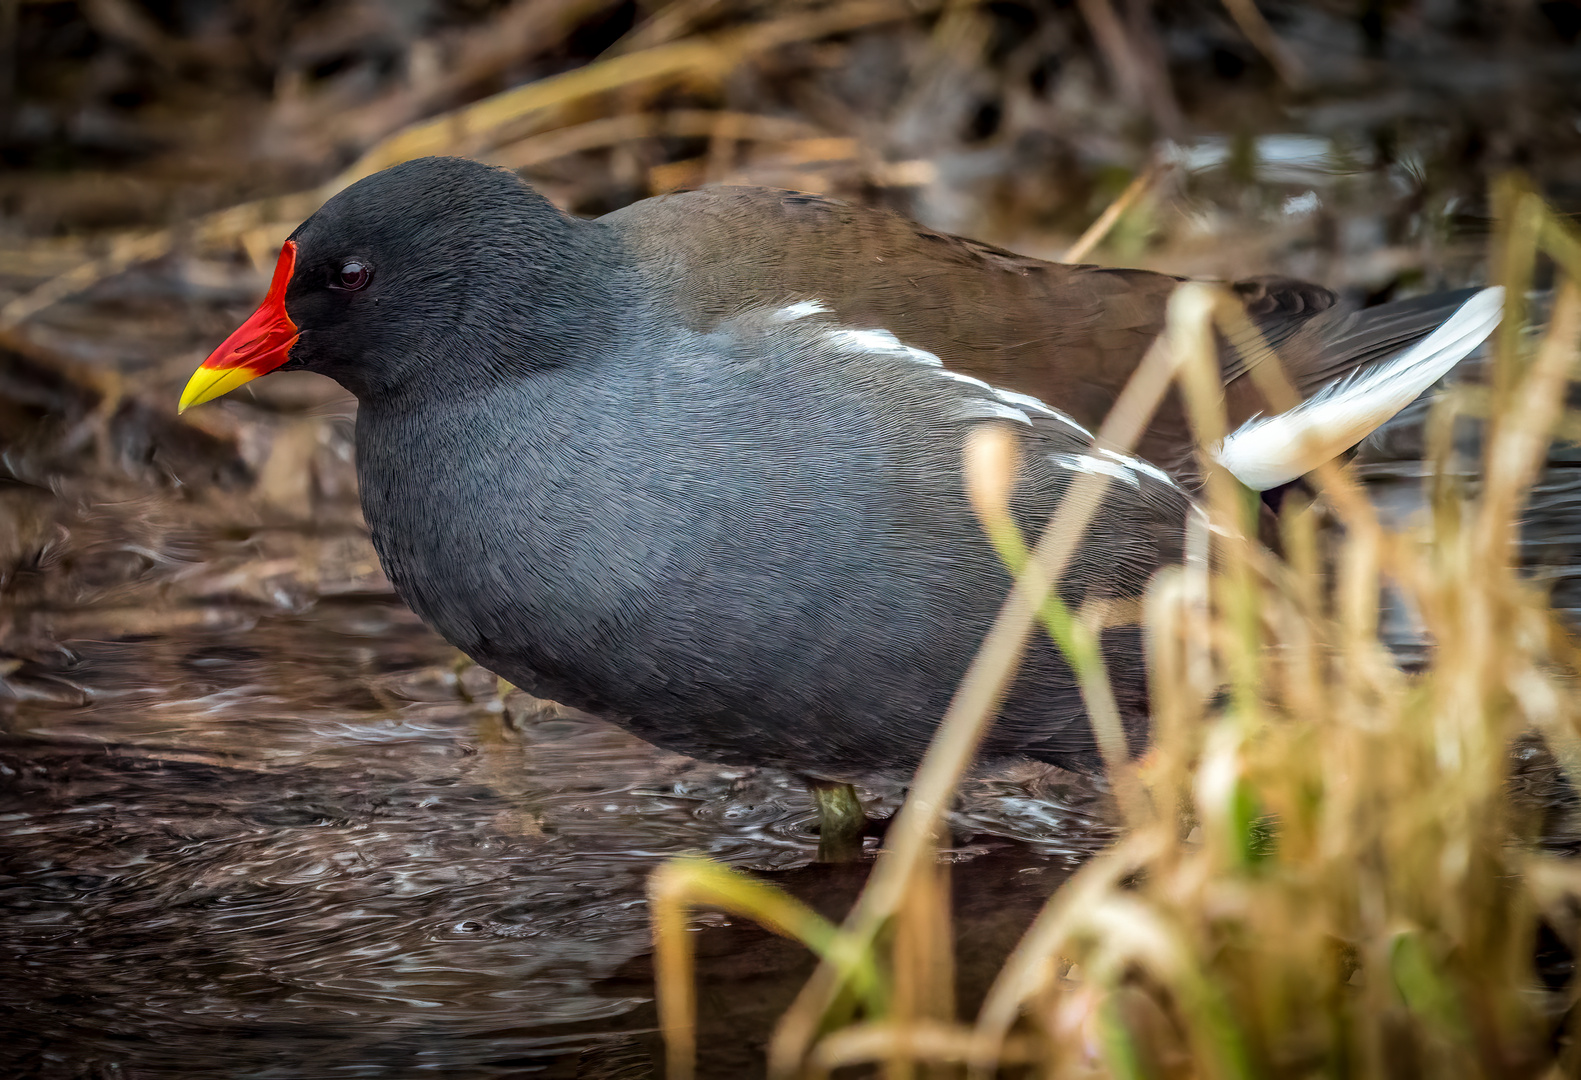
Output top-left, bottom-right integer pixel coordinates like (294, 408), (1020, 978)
(648, 179), (1581, 1078)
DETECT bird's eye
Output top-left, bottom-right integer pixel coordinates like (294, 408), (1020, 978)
(336, 260), (371, 291)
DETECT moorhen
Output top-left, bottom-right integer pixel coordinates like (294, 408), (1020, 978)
(179, 157), (1499, 787)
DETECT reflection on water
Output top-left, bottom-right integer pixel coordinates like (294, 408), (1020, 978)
(0, 574), (1108, 1078)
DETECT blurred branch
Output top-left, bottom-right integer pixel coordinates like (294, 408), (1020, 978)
(341, 0), (933, 182)
(488, 109), (825, 172)
(1076, 0), (1181, 136)
(605, 0), (736, 55)
(272, 0), (622, 165)
(0, 0), (15, 114)
(80, 0), (202, 72)
(1219, 0), (1304, 88)
(0, 230), (171, 330)
(420, 0), (620, 108)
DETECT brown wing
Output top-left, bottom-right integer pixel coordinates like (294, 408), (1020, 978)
(601, 188), (1463, 480)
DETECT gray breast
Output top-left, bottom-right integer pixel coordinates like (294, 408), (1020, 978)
(351, 304), (1189, 775)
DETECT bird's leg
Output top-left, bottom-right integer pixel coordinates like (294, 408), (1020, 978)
(806, 778), (868, 863)
(450, 650), (477, 701)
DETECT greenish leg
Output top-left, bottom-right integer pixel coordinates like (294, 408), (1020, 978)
(807, 779), (868, 863)
(450, 651), (477, 702)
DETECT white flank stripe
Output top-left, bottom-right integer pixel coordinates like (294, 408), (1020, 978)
(1214, 286), (1504, 491)
(825, 327), (942, 366)
(938, 369), (995, 392)
(772, 299), (831, 321)
(1052, 453), (1143, 488)
(992, 388), (1095, 437)
(805, 312), (1183, 489)
(959, 400), (1033, 425)
(1098, 446), (1174, 485)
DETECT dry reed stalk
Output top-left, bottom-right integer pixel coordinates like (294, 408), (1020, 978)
(886, 851), (955, 1080)
(1061, 161), (1166, 264)
(964, 424), (1148, 826)
(951, 189), (1578, 1079)
(647, 186), (1581, 1079)
(762, 301), (1192, 1078)
(649, 856), (886, 1080)
(487, 110), (826, 173)
(807, 1023), (1039, 1077)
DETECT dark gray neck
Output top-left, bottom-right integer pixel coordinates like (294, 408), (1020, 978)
(355, 213), (646, 408)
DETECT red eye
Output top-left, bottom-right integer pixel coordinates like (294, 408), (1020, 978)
(337, 261), (370, 290)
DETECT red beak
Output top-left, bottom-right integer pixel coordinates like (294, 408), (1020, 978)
(179, 241), (300, 412)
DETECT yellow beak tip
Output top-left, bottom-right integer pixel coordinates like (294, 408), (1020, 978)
(179, 364), (261, 414)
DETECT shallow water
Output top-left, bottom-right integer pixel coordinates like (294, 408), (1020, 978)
(0, 566), (1109, 1077)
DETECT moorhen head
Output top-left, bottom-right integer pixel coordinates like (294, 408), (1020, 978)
(184, 162), (615, 408)
(181, 156), (1500, 782)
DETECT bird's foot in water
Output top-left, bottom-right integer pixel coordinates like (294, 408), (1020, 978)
(450, 652), (516, 709)
(807, 779), (869, 863)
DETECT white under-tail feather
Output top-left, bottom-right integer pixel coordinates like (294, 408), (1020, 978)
(1215, 286), (1505, 491)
